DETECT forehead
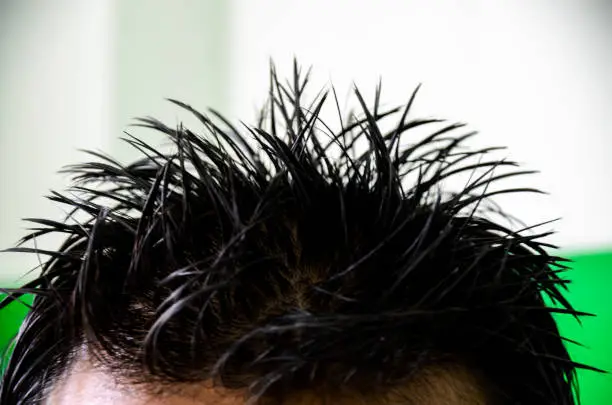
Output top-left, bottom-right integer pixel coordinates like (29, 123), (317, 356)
(46, 360), (488, 405)
(46, 364), (245, 405)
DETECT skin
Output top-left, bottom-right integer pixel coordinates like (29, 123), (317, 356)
(46, 359), (489, 405)
(46, 360), (246, 405)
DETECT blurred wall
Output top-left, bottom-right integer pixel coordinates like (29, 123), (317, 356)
(0, 1), (113, 280)
(111, 0), (230, 163)
(0, 0), (229, 280)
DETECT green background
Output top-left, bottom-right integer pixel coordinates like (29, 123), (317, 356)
(1, 251), (610, 403)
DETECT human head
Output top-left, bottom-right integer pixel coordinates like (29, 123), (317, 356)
(0, 65), (595, 404)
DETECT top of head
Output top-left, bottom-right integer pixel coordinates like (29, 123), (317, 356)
(0, 63), (594, 404)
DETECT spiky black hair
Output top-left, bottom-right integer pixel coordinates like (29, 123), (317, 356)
(0, 63), (599, 404)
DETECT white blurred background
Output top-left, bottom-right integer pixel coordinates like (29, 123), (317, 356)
(1, 0), (611, 280)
